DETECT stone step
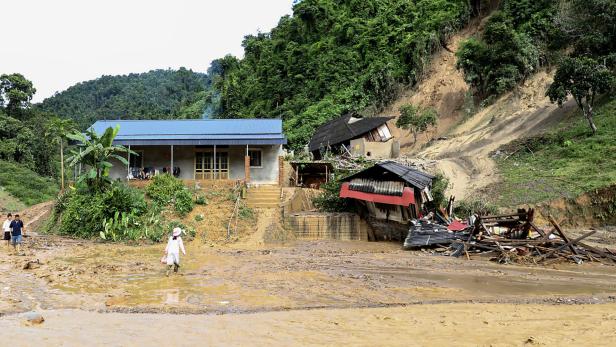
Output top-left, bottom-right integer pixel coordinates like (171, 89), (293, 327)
(247, 189), (280, 193)
(246, 197), (280, 203)
(246, 202), (280, 208)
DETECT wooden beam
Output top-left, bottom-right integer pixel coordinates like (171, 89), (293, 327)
(548, 215), (578, 255)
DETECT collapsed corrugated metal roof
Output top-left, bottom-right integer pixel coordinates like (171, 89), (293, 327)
(308, 114), (393, 152)
(89, 119), (287, 146)
(343, 161), (434, 190)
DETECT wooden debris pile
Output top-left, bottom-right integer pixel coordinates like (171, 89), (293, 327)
(405, 209), (616, 265)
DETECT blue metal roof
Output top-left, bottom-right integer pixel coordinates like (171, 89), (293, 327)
(90, 119), (287, 146)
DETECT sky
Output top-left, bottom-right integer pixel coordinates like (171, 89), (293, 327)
(1, 0), (293, 102)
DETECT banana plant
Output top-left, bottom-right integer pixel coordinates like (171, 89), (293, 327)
(66, 125), (137, 191)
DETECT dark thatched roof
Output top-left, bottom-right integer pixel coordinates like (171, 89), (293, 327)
(308, 114), (393, 152)
(343, 161), (435, 190)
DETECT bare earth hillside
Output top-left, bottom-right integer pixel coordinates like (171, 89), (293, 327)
(385, 27), (577, 199)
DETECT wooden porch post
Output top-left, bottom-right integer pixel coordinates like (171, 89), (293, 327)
(127, 145), (131, 179)
(244, 144), (250, 183)
(170, 145), (174, 176)
(214, 144), (217, 180)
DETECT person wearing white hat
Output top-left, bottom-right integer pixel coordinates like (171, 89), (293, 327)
(164, 227), (186, 276)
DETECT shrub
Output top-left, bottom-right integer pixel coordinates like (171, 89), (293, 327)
(454, 199), (499, 218)
(146, 174), (185, 205)
(57, 182), (147, 239)
(194, 214), (204, 222)
(195, 195), (208, 205)
(145, 174), (194, 216)
(238, 205), (254, 220)
(313, 179), (356, 213)
(174, 188), (194, 216)
(426, 173), (450, 210)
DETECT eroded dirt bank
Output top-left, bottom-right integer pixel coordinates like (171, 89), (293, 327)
(2, 303), (616, 346)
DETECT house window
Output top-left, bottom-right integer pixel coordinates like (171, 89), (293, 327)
(248, 150), (262, 168)
(376, 124), (392, 141)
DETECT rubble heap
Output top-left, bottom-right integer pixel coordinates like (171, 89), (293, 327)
(404, 209), (616, 265)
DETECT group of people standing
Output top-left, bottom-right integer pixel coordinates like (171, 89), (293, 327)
(3, 213), (25, 255)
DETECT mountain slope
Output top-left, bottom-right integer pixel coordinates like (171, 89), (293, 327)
(213, 0), (473, 149)
(37, 68), (211, 128)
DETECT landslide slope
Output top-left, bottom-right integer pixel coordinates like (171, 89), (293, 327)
(383, 28), (576, 199)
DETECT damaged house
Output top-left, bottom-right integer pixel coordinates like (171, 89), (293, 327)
(339, 161), (434, 240)
(308, 114), (399, 159)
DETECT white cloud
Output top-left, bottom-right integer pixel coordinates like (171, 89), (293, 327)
(0, 0), (293, 102)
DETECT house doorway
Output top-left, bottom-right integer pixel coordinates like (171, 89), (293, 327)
(195, 151), (229, 179)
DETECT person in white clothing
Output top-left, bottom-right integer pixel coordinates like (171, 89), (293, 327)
(3, 214), (12, 250)
(164, 227), (186, 276)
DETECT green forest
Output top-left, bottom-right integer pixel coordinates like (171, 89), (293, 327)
(212, 0), (472, 149)
(38, 68), (212, 129)
(2, 0), (615, 211)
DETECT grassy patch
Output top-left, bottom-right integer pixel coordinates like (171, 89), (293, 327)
(493, 99), (616, 207)
(0, 160), (59, 206)
(0, 188), (26, 213)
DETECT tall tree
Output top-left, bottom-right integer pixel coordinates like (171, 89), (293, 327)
(546, 56), (615, 135)
(45, 117), (77, 191)
(0, 73), (36, 118)
(396, 104), (438, 143)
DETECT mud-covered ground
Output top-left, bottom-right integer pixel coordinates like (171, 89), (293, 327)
(2, 232), (616, 314)
(1, 231), (615, 345)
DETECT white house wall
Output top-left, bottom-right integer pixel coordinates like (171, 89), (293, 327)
(108, 145), (282, 184)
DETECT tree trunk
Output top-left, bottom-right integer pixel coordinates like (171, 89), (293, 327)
(413, 130), (418, 144)
(60, 141), (65, 192)
(584, 104), (598, 135)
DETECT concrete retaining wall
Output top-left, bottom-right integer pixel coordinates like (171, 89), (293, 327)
(284, 212), (371, 241)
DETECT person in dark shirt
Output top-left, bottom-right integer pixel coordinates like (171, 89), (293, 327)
(9, 214), (25, 255)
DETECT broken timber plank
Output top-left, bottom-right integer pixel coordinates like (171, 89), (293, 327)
(548, 215), (578, 255)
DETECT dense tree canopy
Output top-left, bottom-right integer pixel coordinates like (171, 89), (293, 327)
(0, 73), (37, 119)
(456, 0), (556, 101)
(213, 0), (472, 149)
(38, 68), (211, 129)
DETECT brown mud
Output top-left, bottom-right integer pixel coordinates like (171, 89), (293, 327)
(2, 233), (616, 316)
(2, 303), (616, 346)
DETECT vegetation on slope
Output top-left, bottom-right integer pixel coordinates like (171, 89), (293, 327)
(38, 68), (211, 129)
(493, 98), (616, 206)
(213, 0), (473, 149)
(0, 160), (58, 206)
(457, 1), (615, 125)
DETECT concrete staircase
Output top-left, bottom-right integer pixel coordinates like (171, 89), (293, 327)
(245, 185), (281, 209)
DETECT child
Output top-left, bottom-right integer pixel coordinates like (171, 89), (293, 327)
(164, 227), (186, 276)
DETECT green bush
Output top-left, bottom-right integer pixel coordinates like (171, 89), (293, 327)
(145, 174), (185, 205)
(313, 179), (356, 213)
(238, 205), (254, 220)
(57, 182), (147, 239)
(145, 174), (194, 216)
(195, 195), (208, 205)
(174, 188), (194, 216)
(194, 214), (204, 222)
(454, 199), (499, 217)
(426, 173), (450, 210)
